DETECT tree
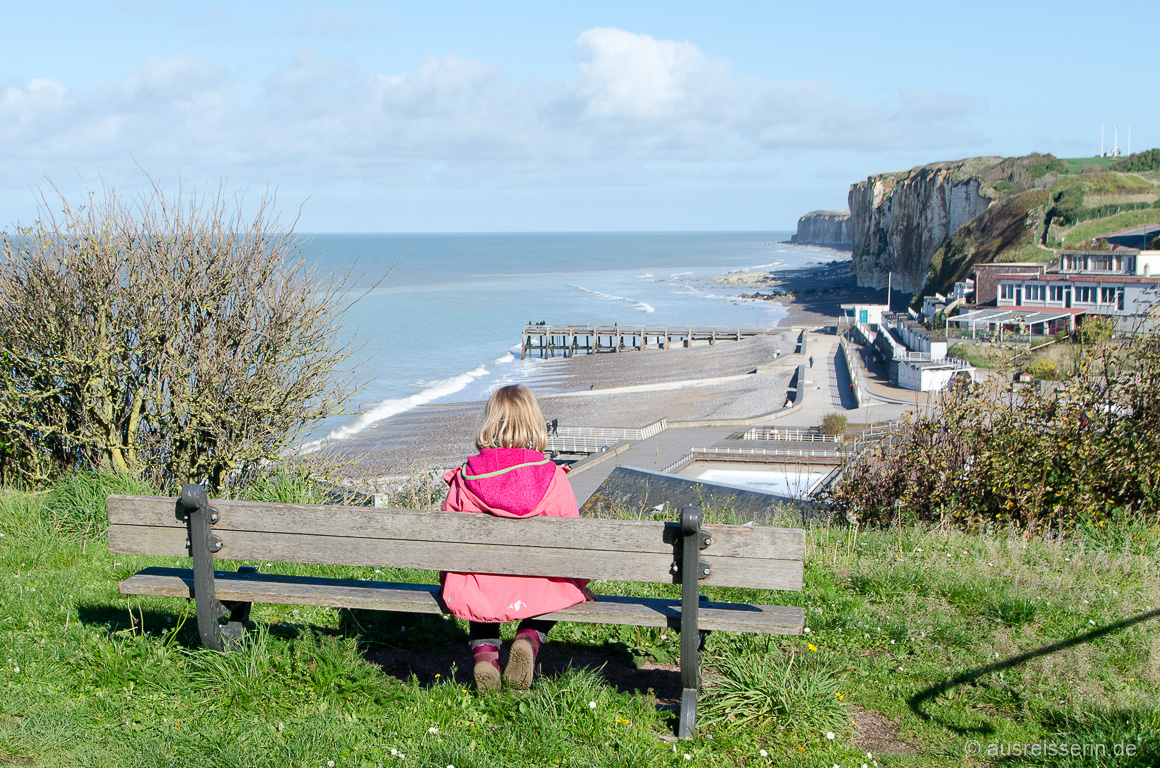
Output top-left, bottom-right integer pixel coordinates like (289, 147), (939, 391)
(0, 181), (358, 489)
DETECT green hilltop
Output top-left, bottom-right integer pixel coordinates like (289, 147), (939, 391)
(917, 149), (1160, 304)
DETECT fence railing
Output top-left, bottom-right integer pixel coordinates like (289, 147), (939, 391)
(555, 419), (666, 442)
(742, 427), (839, 443)
(839, 337), (862, 407)
(662, 453), (696, 474)
(545, 437), (616, 454)
(692, 446), (844, 460)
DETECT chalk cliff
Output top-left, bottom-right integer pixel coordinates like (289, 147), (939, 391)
(848, 161), (996, 292)
(791, 210), (852, 247)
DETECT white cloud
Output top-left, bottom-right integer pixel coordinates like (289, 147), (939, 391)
(570, 27), (735, 123)
(0, 28), (981, 196)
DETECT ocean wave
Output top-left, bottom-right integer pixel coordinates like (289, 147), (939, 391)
(574, 285), (655, 313)
(297, 364), (493, 453)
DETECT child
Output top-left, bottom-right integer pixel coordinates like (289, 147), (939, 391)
(440, 385), (595, 691)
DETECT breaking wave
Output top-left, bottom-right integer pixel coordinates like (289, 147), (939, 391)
(574, 285), (655, 313)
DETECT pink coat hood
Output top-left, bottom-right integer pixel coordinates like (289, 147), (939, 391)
(455, 448), (558, 517)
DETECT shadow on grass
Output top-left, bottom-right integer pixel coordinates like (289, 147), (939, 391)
(77, 602), (685, 729)
(908, 607), (1160, 736)
(76, 602), (361, 650)
(1003, 705), (1160, 767)
(347, 609), (683, 704)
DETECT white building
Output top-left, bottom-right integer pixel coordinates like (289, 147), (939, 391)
(989, 249), (1160, 334)
(840, 303), (889, 328)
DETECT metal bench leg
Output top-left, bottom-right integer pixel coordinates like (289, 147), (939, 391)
(177, 484), (246, 650)
(677, 504), (710, 739)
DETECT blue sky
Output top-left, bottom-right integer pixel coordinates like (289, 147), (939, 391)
(2, 1), (1156, 232)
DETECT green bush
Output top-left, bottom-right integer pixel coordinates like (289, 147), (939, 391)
(1024, 358), (1059, 380)
(1111, 147), (1160, 172)
(700, 640), (848, 739)
(821, 413), (848, 437)
(827, 329), (1160, 529)
(0, 182), (358, 489)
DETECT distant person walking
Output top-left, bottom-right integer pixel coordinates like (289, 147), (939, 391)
(809, 355), (814, 368)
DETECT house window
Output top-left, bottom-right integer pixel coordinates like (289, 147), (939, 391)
(1101, 286), (1117, 304)
(1026, 284), (1046, 302)
(1118, 288), (1125, 311)
(1000, 284), (1016, 300)
(1076, 286), (1096, 303)
(1050, 285), (1065, 302)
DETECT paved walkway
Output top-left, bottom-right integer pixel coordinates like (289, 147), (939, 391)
(565, 328), (930, 504)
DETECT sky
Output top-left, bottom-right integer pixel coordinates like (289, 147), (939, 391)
(2, 1), (1157, 232)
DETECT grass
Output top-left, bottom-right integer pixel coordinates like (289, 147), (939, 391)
(2, 474), (1160, 766)
(1053, 173), (1155, 198)
(1061, 208), (1160, 248)
(1061, 157), (1126, 174)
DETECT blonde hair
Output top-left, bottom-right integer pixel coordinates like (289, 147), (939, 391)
(475, 385), (547, 452)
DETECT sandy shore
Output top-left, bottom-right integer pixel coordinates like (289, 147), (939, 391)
(715, 249), (887, 328)
(323, 251), (884, 490)
(327, 334), (796, 483)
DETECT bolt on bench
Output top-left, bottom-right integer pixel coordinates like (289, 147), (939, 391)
(107, 484), (805, 738)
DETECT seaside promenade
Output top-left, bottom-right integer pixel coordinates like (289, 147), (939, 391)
(563, 329), (927, 505)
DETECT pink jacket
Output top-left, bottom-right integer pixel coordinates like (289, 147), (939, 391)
(439, 448), (588, 623)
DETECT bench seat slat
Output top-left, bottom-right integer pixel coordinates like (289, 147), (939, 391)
(106, 496), (806, 561)
(119, 566), (804, 635)
(107, 524), (803, 591)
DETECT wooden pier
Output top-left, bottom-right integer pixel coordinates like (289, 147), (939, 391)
(521, 324), (782, 359)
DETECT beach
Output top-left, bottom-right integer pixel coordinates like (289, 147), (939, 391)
(325, 251), (884, 491)
(714, 251), (886, 327)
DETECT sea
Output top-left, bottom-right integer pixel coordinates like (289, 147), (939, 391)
(297, 231), (835, 448)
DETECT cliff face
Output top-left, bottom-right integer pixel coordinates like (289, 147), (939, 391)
(848, 163), (994, 292)
(791, 210), (851, 247)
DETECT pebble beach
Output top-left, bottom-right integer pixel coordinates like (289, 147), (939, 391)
(322, 250), (885, 490)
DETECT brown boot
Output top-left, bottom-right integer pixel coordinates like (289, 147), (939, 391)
(503, 629), (544, 689)
(472, 643), (501, 691)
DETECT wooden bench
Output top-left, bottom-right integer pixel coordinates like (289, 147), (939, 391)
(107, 484), (805, 738)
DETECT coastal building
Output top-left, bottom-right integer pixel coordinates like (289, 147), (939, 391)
(874, 313), (973, 391)
(992, 249), (1160, 334)
(920, 280), (973, 322)
(839, 303), (890, 328)
(971, 248), (1160, 334)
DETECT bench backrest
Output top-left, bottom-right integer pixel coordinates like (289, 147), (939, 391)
(106, 495), (804, 591)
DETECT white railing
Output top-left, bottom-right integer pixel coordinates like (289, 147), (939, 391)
(692, 446), (844, 460)
(743, 427), (839, 443)
(555, 418), (666, 442)
(839, 337), (862, 407)
(546, 437), (616, 454)
(662, 453), (695, 474)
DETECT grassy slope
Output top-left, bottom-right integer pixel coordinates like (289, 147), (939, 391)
(920, 189), (1052, 306)
(1062, 157), (1125, 173)
(1061, 208), (1160, 249)
(915, 155), (1160, 304)
(2, 476), (1159, 766)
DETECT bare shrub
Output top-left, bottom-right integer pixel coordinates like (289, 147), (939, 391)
(0, 180), (358, 489)
(827, 314), (1160, 529)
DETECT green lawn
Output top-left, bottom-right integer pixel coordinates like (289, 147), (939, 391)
(1061, 208), (1160, 248)
(1060, 157), (1126, 174)
(2, 476), (1158, 766)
